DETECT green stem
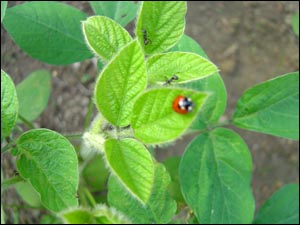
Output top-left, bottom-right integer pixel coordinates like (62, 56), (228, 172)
(1, 176), (24, 190)
(84, 187), (97, 207)
(1, 141), (16, 154)
(84, 98), (95, 130)
(18, 114), (35, 129)
(64, 133), (83, 140)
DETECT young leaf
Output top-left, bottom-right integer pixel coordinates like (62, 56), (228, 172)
(14, 181), (42, 208)
(108, 163), (177, 224)
(82, 155), (109, 192)
(179, 128), (255, 224)
(104, 138), (154, 204)
(253, 184), (299, 224)
(60, 205), (131, 224)
(16, 129), (79, 212)
(163, 156), (185, 203)
(233, 72), (299, 140)
(1, 1), (7, 22)
(60, 207), (94, 224)
(3, 2), (92, 65)
(90, 1), (140, 27)
(170, 34), (227, 129)
(16, 70), (51, 122)
(147, 52), (218, 85)
(135, 2), (187, 55)
(94, 40), (146, 127)
(1, 70), (18, 137)
(82, 15), (132, 62)
(131, 88), (207, 144)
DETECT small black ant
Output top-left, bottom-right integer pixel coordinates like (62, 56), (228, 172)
(164, 75), (179, 85)
(142, 28), (151, 45)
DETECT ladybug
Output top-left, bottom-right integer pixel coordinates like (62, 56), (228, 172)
(172, 95), (194, 114)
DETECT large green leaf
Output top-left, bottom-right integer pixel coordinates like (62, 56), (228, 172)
(1, 70), (18, 137)
(179, 128), (255, 224)
(233, 72), (299, 140)
(147, 52), (218, 85)
(131, 88), (207, 144)
(108, 163), (176, 224)
(135, 1), (187, 55)
(90, 1), (140, 27)
(104, 138), (154, 204)
(16, 70), (51, 122)
(82, 15), (132, 62)
(171, 34), (227, 129)
(16, 129), (79, 212)
(254, 184), (299, 224)
(3, 2), (92, 64)
(94, 40), (146, 127)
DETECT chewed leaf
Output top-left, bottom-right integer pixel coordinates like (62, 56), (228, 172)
(147, 52), (218, 85)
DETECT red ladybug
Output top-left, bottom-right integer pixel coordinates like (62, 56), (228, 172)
(172, 95), (194, 114)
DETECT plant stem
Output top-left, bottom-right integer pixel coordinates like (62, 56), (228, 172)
(84, 187), (97, 207)
(1, 175), (24, 190)
(64, 133), (83, 140)
(1, 141), (16, 154)
(18, 114), (35, 129)
(84, 98), (95, 130)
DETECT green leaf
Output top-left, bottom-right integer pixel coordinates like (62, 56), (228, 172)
(60, 208), (94, 224)
(1, 70), (18, 137)
(131, 88), (207, 144)
(108, 163), (177, 224)
(104, 138), (154, 204)
(82, 15), (132, 62)
(94, 40), (146, 127)
(3, 2), (92, 65)
(60, 205), (131, 224)
(16, 70), (51, 122)
(171, 34), (227, 129)
(147, 52), (218, 85)
(136, 1), (187, 55)
(1, 1), (7, 22)
(292, 14), (299, 36)
(254, 184), (299, 224)
(82, 154), (109, 192)
(163, 156), (185, 203)
(1, 204), (5, 224)
(233, 72), (299, 140)
(15, 181), (42, 208)
(16, 129), (79, 212)
(170, 34), (208, 57)
(179, 128), (255, 224)
(90, 1), (140, 27)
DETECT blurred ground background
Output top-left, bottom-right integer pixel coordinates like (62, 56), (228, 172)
(1, 1), (299, 223)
